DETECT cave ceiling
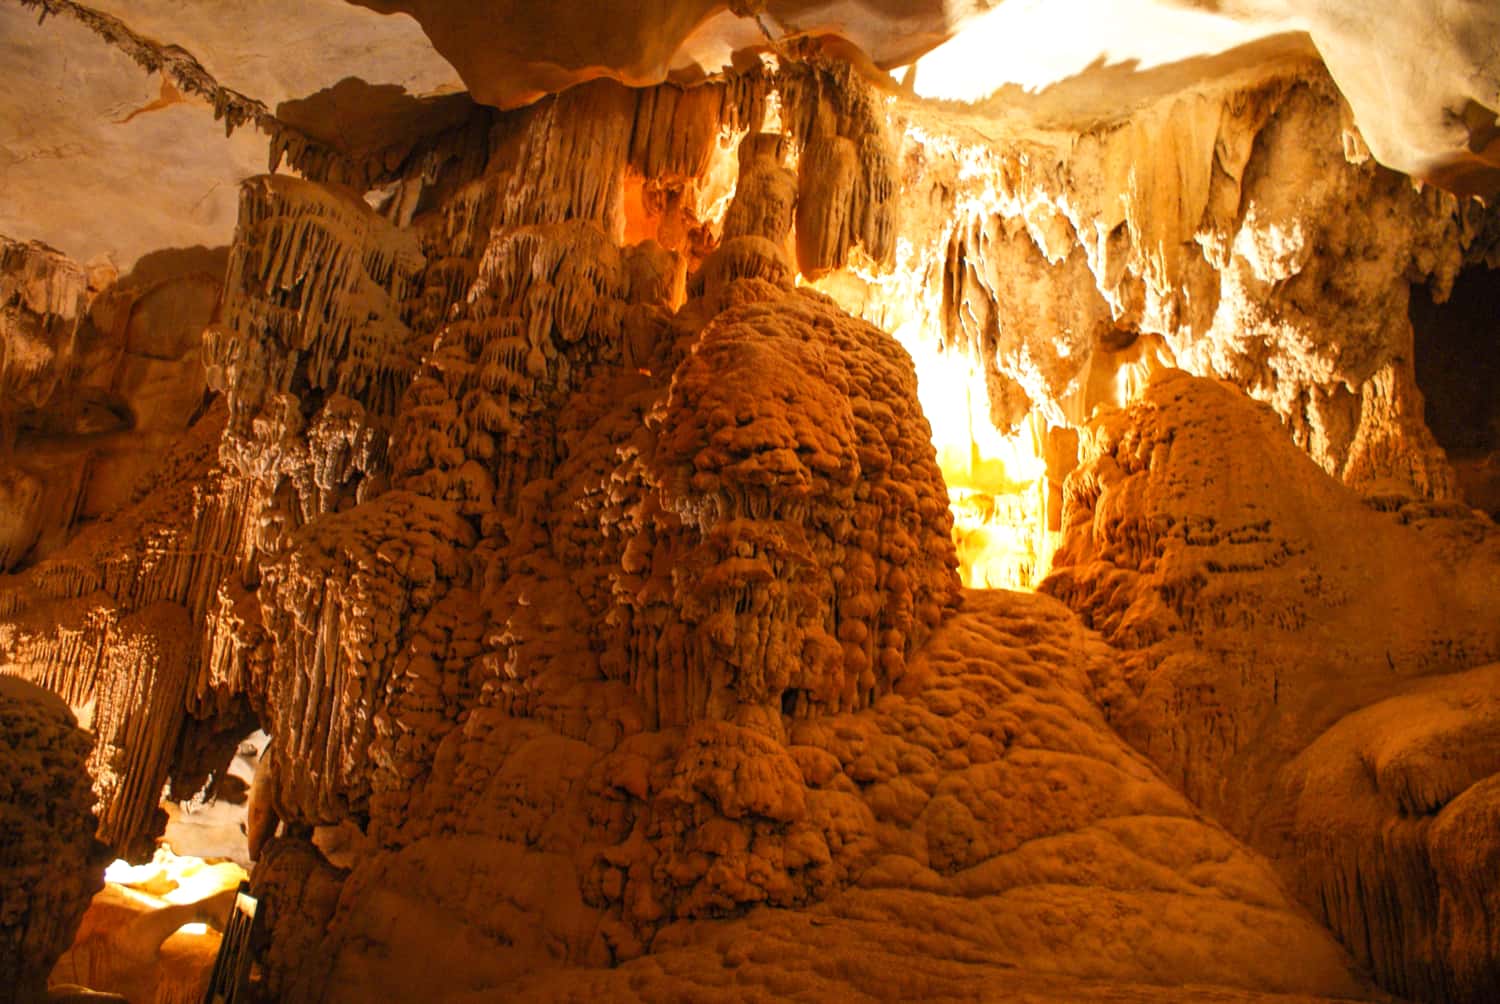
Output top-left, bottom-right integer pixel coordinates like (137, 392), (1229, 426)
(3, 0), (1498, 271)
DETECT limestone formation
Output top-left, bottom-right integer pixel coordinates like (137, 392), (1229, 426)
(1284, 665), (1500, 1003)
(815, 56), (1499, 592)
(1, 6), (1498, 1004)
(1041, 370), (1500, 1000)
(351, 0), (1500, 195)
(0, 676), (106, 1003)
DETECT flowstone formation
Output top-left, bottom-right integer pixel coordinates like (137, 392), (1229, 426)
(231, 65), (972, 994)
(301, 591), (1384, 1003)
(1041, 370), (1500, 1002)
(2, 6), (1499, 1003)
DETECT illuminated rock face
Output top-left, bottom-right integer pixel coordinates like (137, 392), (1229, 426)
(819, 57), (1495, 590)
(54, 848), (246, 1003)
(1, 11), (1499, 1004)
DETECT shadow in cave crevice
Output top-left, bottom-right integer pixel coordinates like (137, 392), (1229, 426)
(1411, 264), (1500, 517)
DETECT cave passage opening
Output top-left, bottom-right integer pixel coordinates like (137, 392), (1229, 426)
(894, 323), (1159, 593)
(1411, 263), (1500, 517)
(51, 722), (266, 997)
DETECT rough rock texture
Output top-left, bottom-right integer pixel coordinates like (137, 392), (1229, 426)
(1, 56), (932, 966)
(469, 281), (958, 740)
(0, 236), (223, 574)
(2, 19), (1498, 1004)
(258, 591), (1381, 1003)
(0, 676), (105, 1003)
(1, 237), (98, 569)
(1041, 369), (1500, 1001)
(1283, 664), (1500, 1004)
(219, 74), (964, 980)
(890, 59), (1490, 488)
(354, 0), (1500, 195)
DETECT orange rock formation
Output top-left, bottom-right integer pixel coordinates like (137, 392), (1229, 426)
(1, 5), (1497, 1003)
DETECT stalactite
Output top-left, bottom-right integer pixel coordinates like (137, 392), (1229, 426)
(256, 491), (477, 824)
(167, 66), (970, 985)
(86, 603), (194, 857)
(0, 400), (273, 860)
(206, 174), (424, 540)
(776, 53), (899, 276)
(849, 67), (1492, 498)
(0, 237), (89, 414)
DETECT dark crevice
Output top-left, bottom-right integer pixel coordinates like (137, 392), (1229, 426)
(1411, 264), (1500, 516)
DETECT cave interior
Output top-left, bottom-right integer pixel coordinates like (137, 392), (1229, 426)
(1, 2), (1499, 1003)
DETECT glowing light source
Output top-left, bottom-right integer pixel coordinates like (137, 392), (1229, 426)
(810, 251), (1062, 592)
(901, 335), (1056, 589)
(911, 0), (1287, 103)
(102, 844), (248, 908)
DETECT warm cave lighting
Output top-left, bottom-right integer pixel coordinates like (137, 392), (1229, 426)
(900, 336), (1055, 591)
(103, 843), (247, 908)
(910, 0), (1283, 101)
(53, 845), (247, 997)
